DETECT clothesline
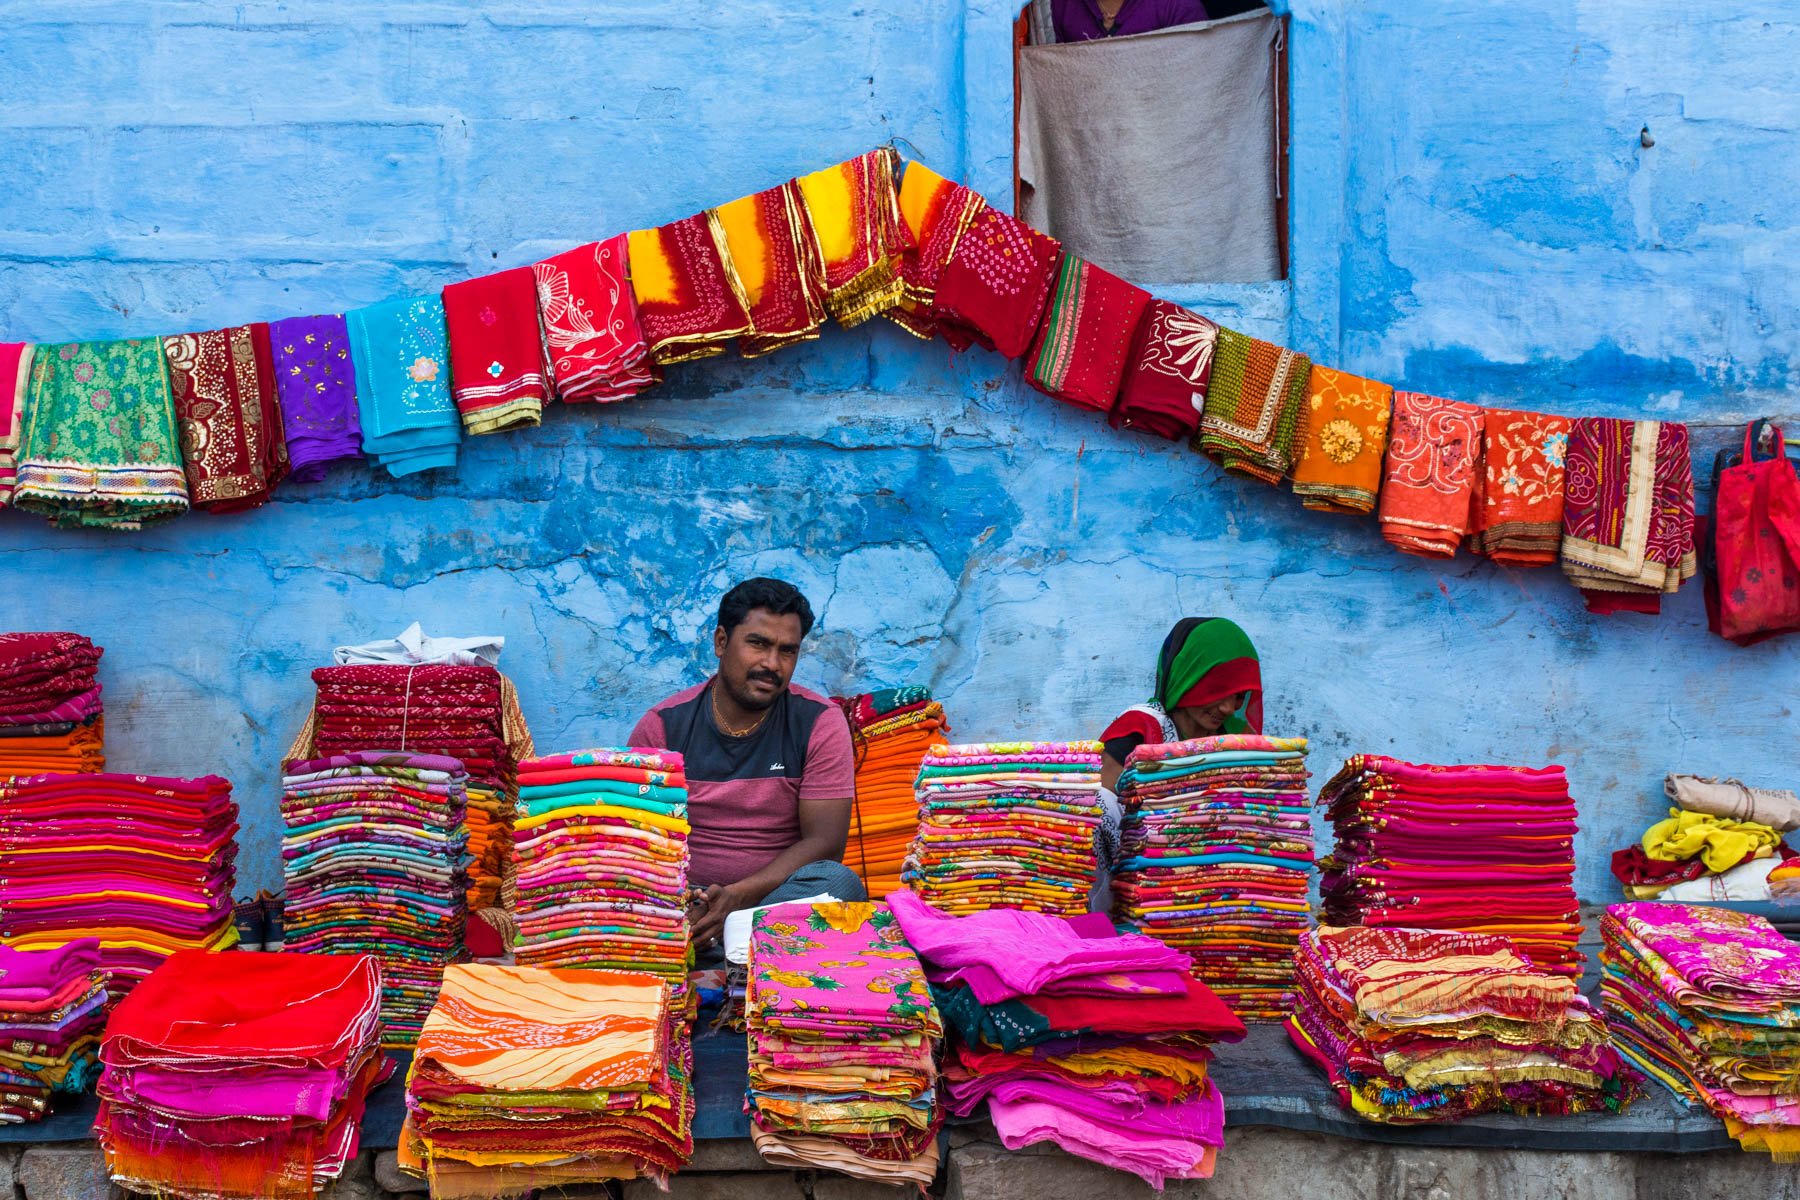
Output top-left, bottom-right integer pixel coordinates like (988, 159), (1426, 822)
(0, 144), (1709, 617)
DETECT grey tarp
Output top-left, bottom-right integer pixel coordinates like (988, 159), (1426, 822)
(1018, 10), (1283, 284)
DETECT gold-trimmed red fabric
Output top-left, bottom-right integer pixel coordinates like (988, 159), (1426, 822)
(626, 214), (753, 365)
(796, 148), (908, 327)
(715, 181), (828, 358)
(889, 161), (985, 341)
(161, 323), (289, 513)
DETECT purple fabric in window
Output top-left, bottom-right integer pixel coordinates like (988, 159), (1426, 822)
(1052, 0), (1210, 41)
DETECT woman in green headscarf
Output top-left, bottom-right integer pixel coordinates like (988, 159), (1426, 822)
(1098, 617), (1263, 795)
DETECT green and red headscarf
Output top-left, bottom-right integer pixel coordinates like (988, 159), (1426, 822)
(1152, 617), (1263, 734)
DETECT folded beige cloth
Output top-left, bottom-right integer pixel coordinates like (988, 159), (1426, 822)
(1666, 774), (1800, 832)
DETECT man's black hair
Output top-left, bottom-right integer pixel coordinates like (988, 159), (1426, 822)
(718, 577), (815, 639)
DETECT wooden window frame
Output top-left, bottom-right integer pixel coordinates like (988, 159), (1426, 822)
(1012, 6), (1292, 281)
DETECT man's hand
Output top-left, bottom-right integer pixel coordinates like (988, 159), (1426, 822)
(689, 884), (734, 949)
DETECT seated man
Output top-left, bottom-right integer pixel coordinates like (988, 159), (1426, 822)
(629, 577), (865, 954)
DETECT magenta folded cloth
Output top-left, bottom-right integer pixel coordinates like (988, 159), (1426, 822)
(885, 888), (1192, 1002)
(0, 938), (102, 1000)
(985, 1079), (1224, 1189)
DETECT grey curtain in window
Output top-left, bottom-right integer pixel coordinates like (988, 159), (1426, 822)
(1018, 10), (1284, 284)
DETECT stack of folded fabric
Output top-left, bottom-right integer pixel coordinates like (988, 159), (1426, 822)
(0, 632), (104, 780)
(280, 750), (469, 1047)
(513, 748), (691, 987)
(309, 664), (518, 912)
(1611, 773), (1800, 902)
(0, 939), (110, 1122)
(1319, 756), (1583, 977)
(0, 772), (238, 995)
(1289, 925), (1638, 1124)
(746, 900), (942, 1185)
(96, 951), (388, 1200)
(1601, 903), (1800, 1156)
(1112, 734), (1312, 1021)
(833, 686), (950, 897)
(890, 891), (1243, 1188)
(904, 740), (1103, 917)
(401, 963), (693, 1195)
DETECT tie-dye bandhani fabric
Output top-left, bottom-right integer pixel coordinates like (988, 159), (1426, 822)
(715, 181), (828, 357)
(889, 161), (985, 340)
(627, 215), (754, 365)
(795, 148), (908, 327)
(932, 209), (1062, 360)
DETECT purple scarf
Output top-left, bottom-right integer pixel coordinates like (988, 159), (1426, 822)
(269, 315), (363, 481)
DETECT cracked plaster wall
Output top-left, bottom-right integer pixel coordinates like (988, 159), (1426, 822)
(0, 0), (1795, 898)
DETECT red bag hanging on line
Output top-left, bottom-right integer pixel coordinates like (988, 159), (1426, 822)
(1706, 419), (1800, 644)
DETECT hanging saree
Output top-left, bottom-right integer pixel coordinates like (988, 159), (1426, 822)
(1110, 300), (1218, 442)
(715, 181), (827, 357)
(532, 235), (659, 402)
(889, 161), (985, 340)
(1025, 256), (1153, 413)
(1377, 392), (1485, 558)
(1193, 327), (1310, 485)
(627, 214), (753, 365)
(269, 315), (362, 482)
(0, 343), (34, 506)
(441, 267), (547, 436)
(1289, 365), (1392, 515)
(346, 295), (462, 477)
(933, 208), (1062, 360)
(795, 148), (907, 327)
(1470, 409), (1571, 566)
(162, 323), (289, 513)
(1560, 418), (1696, 614)
(12, 339), (189, 530)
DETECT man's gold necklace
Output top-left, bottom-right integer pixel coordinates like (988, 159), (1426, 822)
(712, 687), (771, 738)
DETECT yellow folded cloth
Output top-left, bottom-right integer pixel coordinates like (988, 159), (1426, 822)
(1642, 808), (1780, 873)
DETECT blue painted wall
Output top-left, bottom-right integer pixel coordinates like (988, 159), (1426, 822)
(0, 1), (1794, 900)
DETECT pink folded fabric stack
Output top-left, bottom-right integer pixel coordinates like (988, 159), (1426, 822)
(0, 632), (104, 781)
(1319, 756), (1583, 977)
(890, 890), (1245, 1189)
(0, 772), (239, 997)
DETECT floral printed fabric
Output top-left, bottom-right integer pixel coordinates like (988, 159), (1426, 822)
(749, 901), (940, 1038)
(1289, 365), (1393, 515)
(12, 338), (189, 530)
(1469, 409), (1571, 566)
(1377, 391), (1485, 558)
(162, 323), (289, 512)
